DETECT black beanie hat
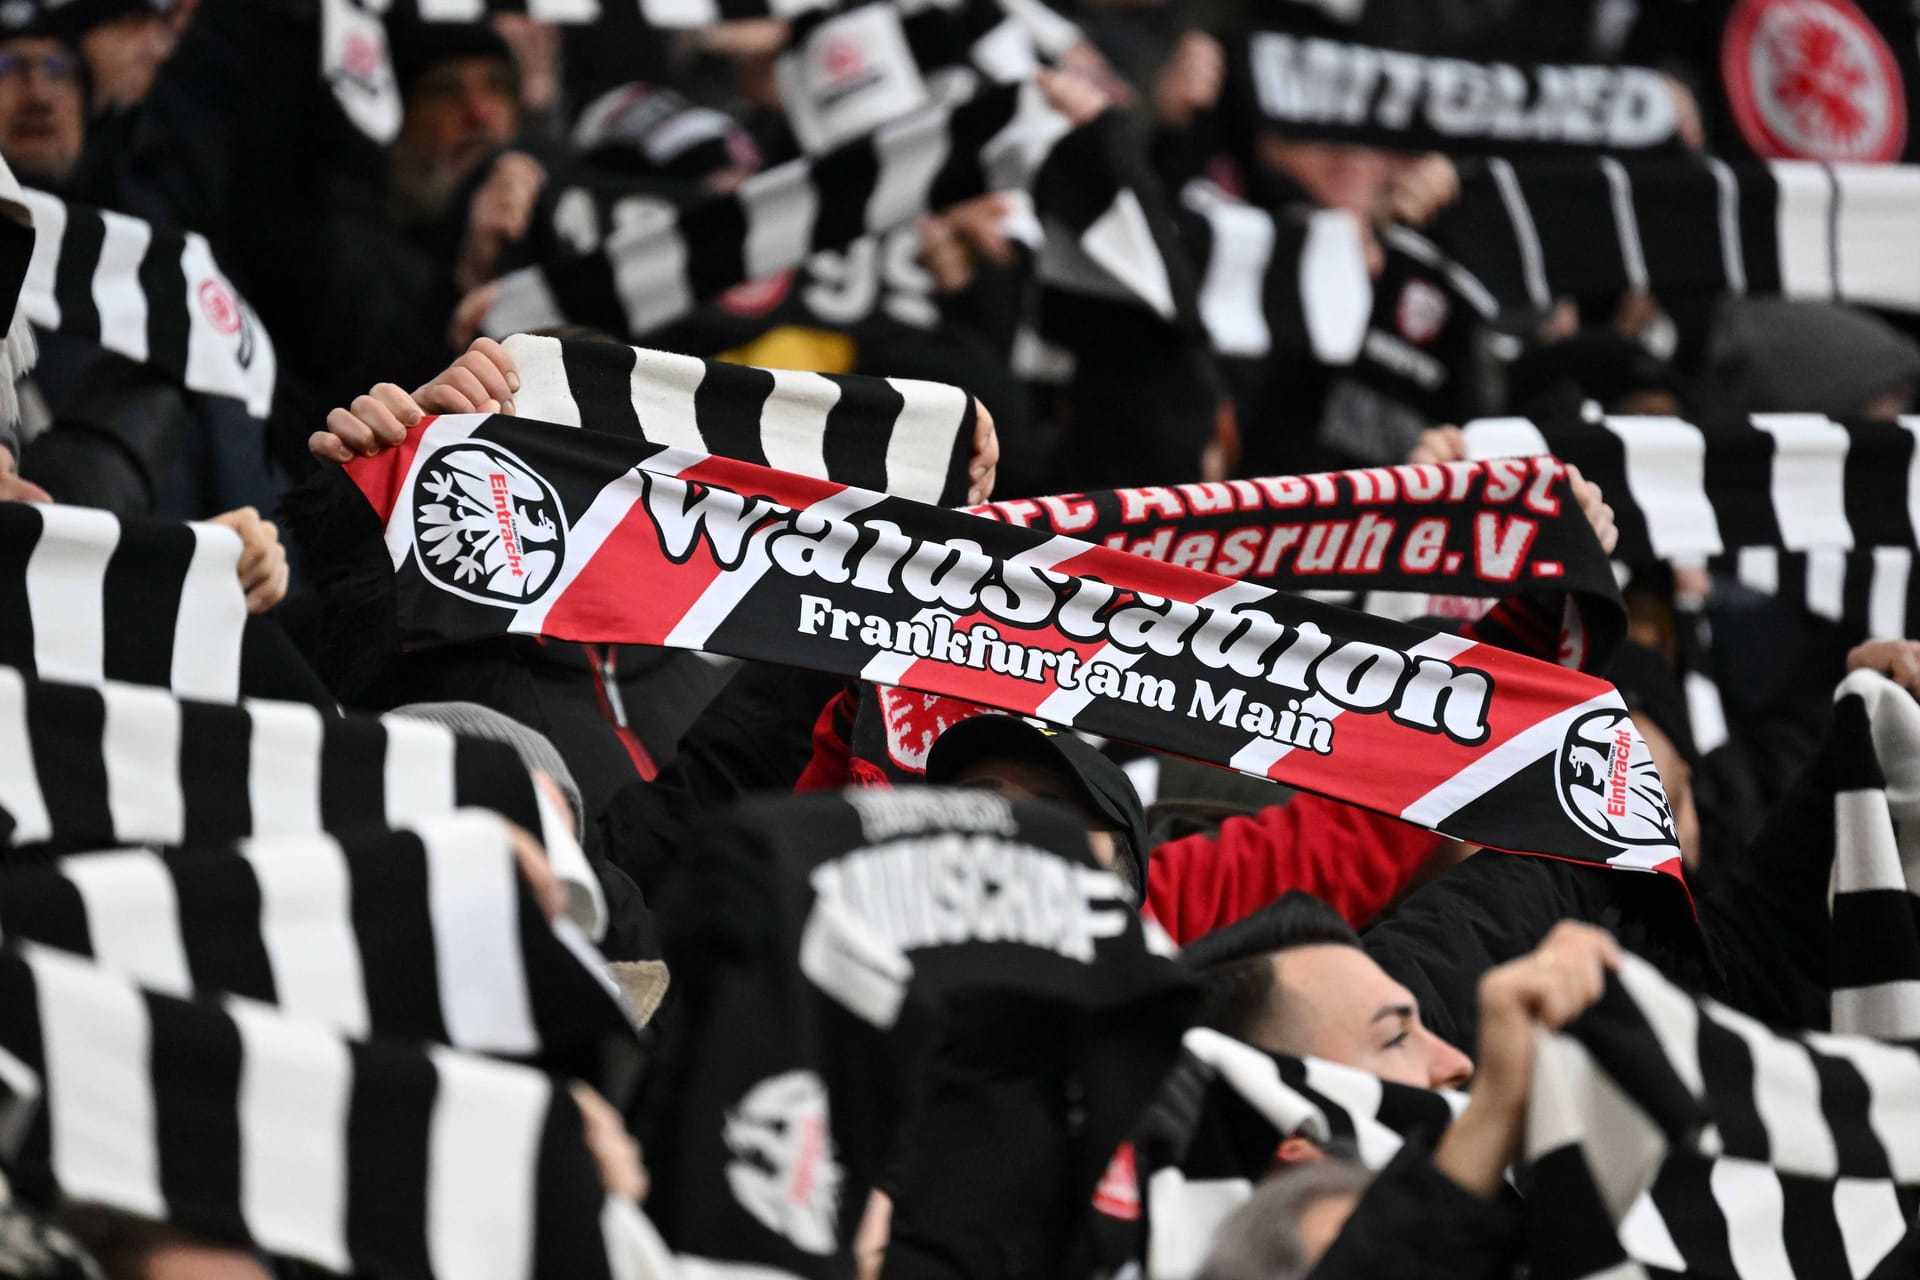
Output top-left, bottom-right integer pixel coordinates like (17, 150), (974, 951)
(40, 0), (170, 39)
(386, 17), (516, 101)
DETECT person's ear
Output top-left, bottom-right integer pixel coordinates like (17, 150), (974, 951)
(1274, 1135), (1325, 1166)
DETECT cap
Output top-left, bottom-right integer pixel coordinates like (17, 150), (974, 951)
(924, 714), (1149, 890)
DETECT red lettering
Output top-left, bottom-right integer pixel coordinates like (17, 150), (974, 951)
(1399, 464), (1446, 502)
(1346, 468), (1399, 504)
(1038, 493), (1098, 533)
(1171, 531), (1218, 569)
(1117, 486), (1186, 523)
(1606, 728), (1632, 817)
(1342, 513), (1396, 573)
(1127, 528), (1175, 560)
(1176, 481), (1237, 514)
(1482, 457), (1527, 504)
(1255, 524), (1307, 576)
(1523, 457), (1564, 516)
(1213, 526), (1264, 578)
(1399, 518), (1448, 572)
(489, 474), (525, 577)
(1473, 514), (1538, 583)
(1253, 475), (1312, 509)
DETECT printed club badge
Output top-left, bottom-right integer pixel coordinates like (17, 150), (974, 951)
(724, 1071), (842, 1255)
(877, 687), (988, 773)
(411, 442), (566, 606)
(1395, 278), (1450, 346)
(1555, 709), (1680, 849)
(1722, 0), (1908, 162)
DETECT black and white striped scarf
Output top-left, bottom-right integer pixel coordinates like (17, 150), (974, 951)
(1174, 182), (1497, 452)
(0, 939), (673, 1280)
(366, 0), (1075, 48)
(1175, 181), (1377, 364)
(774, 0), (1081, 150)
(18, 188), (277, 419)
(1432, 156), (1920, 316)
(0, 503), (248, 702)
(484, 75), (1193, 341)
(503, 333), (976, 505)
(1822, 669), (1920, 1041)
(0, 669), (607, 938)
(1465, 413), (1920, 639)
(1095, 1026), (1463, 1278)
(0, 812), (635, 1076)
(1525, 951), (1920, 1280)
(359, 0), (833, 29)
(1105, 955), (1920, 1279)
(1182, 157), (1920, 370)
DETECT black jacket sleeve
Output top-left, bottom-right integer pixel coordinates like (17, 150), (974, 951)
(1308, 1141), (1522, 1280)
(598, 661), (847, 900)
(1362, 851), (1709, 1052)
(21, 357), (194, 515)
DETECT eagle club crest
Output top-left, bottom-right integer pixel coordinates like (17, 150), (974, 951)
(723, 1071), (842, 1256)
(878, 688), (985, 772)
(196, 278), (256, 370)
(1395, 278), (1449, 346)
(1556, 708), (1678, 848)
(1721, 0), (1907, 162)
(410, 442), (565, 606)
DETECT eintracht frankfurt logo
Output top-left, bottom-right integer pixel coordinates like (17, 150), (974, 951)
(724, 1071), (842, 1255)
(412, 442), (566, 606)
(1556, 709), (1679, 849)
(878, 687), (984, 772)
(1722, 0), (1907, 162)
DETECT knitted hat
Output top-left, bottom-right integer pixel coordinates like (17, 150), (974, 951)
(390, 701), (585, 836)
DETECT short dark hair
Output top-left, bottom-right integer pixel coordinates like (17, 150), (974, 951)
(1198, 952), (1281, 1043)
(1181, 891), (1360, 972)
(1184, 892), (1362, 1048)
(1108, 829), (1141, 898)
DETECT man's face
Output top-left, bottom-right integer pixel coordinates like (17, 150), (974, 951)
(950, 755), (1120, 870)
(400, 55), (519, 188)
(1266, 944), (1473, 1090)
(0, 37), (85, 184)
(141, 1243), (273, 1280)
(1254, 136), (1393, 216)
(79, 12), (176, 110)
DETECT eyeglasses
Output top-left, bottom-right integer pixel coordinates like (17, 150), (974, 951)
(0, 50), (79, 83)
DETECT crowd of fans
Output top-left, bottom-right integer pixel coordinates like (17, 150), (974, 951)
(1, 0), (1919, 1276)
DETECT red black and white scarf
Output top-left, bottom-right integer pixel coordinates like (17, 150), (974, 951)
(294, 407), (1684, 879)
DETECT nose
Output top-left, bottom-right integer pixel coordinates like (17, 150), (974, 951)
(462, 86), (507, 132)
(1423, 1030), (1473, 1091)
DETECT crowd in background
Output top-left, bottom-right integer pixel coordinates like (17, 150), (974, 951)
(1, 0), (1920, 1276)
